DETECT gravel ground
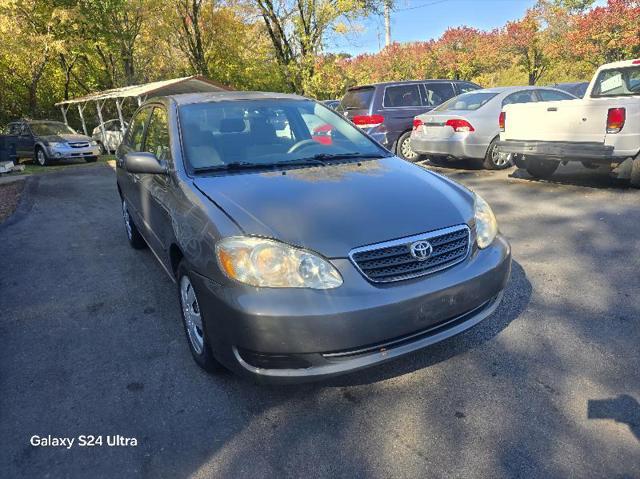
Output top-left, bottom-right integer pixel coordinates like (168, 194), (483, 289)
(0, 162), (638, 478)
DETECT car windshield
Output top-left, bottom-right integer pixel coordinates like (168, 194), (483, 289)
(434, 91), (498, 111)
(591, 66), (640, 97)
(179, 99), (390, 172)
(30, 122), (77, 136)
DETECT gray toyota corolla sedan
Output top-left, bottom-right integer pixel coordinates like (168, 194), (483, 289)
(116, 91), (511, 383)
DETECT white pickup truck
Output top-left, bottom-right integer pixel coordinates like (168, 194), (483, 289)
(498, 59), (640, 186)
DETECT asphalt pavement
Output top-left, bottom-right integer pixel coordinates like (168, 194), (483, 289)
(0, 161), (638, 478)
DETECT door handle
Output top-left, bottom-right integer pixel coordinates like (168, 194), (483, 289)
(547, 107), (558, 112)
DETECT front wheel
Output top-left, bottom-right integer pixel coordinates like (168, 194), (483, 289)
(35, 147), (49, 166)
(396, 131), (423, 162)
(121, 199), (146, 249)
(177, 262), (223, 373)
(483, 138), (513, 170)
(526, 157), (559, 179)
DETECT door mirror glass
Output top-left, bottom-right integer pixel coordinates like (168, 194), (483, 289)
(124, 152), (167, 174)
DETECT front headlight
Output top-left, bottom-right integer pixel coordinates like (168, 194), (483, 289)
(474, 193), (498, 249)
(47, 142), (65, 149)
(90, 140), (98, 146)
(216, 236), (343, 289)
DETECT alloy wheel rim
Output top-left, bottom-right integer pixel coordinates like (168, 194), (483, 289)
(122, 200), (133, 240)
(37, 150), (45, 165)
(180, 275), (204, 355)
(491, 145), (512, 167)
(401, 137), (417, 160)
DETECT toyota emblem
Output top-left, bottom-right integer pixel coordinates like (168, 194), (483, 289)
(410, 241), (433, 261)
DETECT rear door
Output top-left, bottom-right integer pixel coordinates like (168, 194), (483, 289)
(17, 123), (35, 158)
(381, 83), (425, 140)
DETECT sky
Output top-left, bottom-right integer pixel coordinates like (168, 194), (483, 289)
(326, 0), (607, 56)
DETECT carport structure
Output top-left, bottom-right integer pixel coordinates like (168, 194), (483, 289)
(55, 76), (228, 142)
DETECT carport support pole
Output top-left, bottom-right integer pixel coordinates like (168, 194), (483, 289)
(60, 106), (69, 126)
(77, 104), (88, 135)
(115, 98), (126, 133)
(96, 100), (107, 147)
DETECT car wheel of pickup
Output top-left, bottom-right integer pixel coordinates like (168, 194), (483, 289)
(177, 262), (223, 373)
(630, 158), (640, 188)
(526, 157), (558, 179)
(483, 138), (513, 170)
(35, 147), (49, 166)
(397, 131), (423, 162)
(121, 199), (146, 249)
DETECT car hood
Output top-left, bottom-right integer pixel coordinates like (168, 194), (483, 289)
(193, 157), (475, 258)
(40, 134), (92, 143)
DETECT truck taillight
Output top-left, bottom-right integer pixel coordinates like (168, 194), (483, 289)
(445, 119), (475, 132)
(499, 111), (506, 132)
(606, 108), (625, 134)
(352, 114), (384, 129)
(412, 118), (423, 130)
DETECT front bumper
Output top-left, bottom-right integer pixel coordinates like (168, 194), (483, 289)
(411, 134), (489, 160)
(46, 144), (101, 160)
(497, 140), (617, 164)
(192, 235), (511, 383)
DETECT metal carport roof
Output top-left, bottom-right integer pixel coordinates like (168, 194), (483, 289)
(55, 76), (230, 141)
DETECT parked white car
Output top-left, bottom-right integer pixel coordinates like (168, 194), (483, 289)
(92, 119), (127, 154)
(498, 59), (640, 186)
(410, 86), (575, 169)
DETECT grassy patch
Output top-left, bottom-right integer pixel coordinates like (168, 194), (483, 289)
(13, 155), (115, 176)
(0, 180), (24, 223)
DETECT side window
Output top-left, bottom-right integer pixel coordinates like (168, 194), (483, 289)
(144, 108), (171, 161)
(383, 85), (421, 107)
(458, 82), (480, 94)
(537, 90), (573, 102)
(8, 124), (20, 135)
(127, 108), (149, 151)
(502, 91), (536, 106)
(423, 82), (456, 106)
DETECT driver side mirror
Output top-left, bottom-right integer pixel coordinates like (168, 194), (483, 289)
(124, 152), (167, 175)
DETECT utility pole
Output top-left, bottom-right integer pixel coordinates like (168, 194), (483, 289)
(384, 0), (391, 47)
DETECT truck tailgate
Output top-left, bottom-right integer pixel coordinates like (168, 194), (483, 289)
(502, 99), (606, 143)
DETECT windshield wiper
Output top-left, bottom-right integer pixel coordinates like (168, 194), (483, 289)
(194, 162), (276, 173)
(297, 152), (389, 162)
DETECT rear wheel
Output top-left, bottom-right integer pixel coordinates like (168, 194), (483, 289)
(177, 261), (223, 373)
(35, 147), (49, 166)
(483, 138), (513, 170)
(630, 158), (640, 188)
(396, 131), (423, 162)
(526, 157), (559, 179)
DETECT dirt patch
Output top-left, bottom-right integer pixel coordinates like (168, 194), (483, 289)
(0, 181), (25, 223)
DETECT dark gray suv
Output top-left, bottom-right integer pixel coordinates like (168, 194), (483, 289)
(116, 91), (510, 383)
(339, 80), (481, 161)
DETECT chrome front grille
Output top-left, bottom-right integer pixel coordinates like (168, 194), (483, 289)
(350, 225), (471, 283)
(69, 141), (89, 148)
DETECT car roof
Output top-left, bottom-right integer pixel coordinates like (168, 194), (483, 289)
(166, 91), (307, 106)
(347, 79), (475, 90)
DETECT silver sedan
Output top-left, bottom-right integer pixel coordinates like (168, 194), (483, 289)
(410, 86), (576, 169)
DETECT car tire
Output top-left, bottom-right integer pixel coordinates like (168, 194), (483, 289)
(34, 146), (49, 166)
(121, 199), (146, 249)
(85, 156), (98, 163)
(483, 138), (513, 170)
(630, 158), (640, 188)
(177, 261), (223, 373)
(513, 154), (527, 169)
(396, 131), (424, 162)
(526, 157), (559, 179)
